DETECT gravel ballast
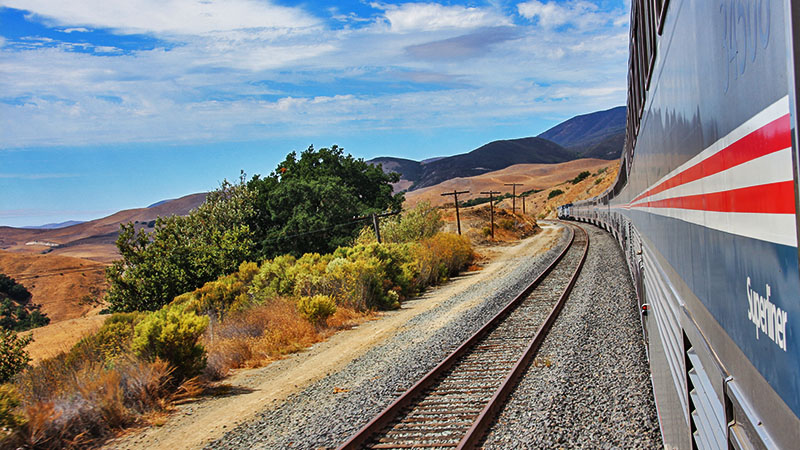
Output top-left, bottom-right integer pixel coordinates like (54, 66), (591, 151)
(481, 223), (661, 449)
(208, 225), (572, 450)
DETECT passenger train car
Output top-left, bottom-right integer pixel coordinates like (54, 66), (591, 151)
(559, 1), (800, 448)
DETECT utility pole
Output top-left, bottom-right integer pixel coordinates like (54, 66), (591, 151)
(371, 213), (381, 243)
(441, 190), (469, 235)
(504, 183), (523, 215)
(480, 190), (501, 239)
(521, 193), (526, 214)
(353, 210), (401, 243)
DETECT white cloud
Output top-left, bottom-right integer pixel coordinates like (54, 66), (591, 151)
(61, 27), (90, 33)
(373, 2), (511, 33)
(0, 0), (319, 35)
(0, 1), (630, 149)
(517, 0), (623, 30)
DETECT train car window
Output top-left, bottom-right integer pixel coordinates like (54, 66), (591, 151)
(655, 0), (669, 34)
(644, 0), (657, 89)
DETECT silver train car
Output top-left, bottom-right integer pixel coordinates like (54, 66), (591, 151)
(559, 1), (800, 448)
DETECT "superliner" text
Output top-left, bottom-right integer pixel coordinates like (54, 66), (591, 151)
(747, 277), (787, 351)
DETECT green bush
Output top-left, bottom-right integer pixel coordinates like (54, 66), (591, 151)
(249, 255), (297, 301)
(569, 171), (591, 184)
(296, 295), (337, 326)
(358, 202), (444, 244)
(499, 219), (515, 230)
(548, 189), (564, 199)
(67, 312), (146, 369)
(0, 329), (30, 383)
(131, 304), (209, 381)
(173, 261), (259, 319)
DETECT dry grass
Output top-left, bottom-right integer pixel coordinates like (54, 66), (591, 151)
(7, 356), (172, 449)
(203, 301), (372, 380)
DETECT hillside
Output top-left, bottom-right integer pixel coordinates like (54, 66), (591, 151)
(0, 250), (107, 323)
(413, 137), (575, 190)
(369, 106), (625, 191)
(369, 137), (575, 192)
(537, 106), (625, 159)
(0, 192), (207, 262)
(404, 158), (614, 208)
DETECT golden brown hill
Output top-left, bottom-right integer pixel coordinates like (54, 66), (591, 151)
(0, 192), (206, 262)
(405, 158), (616, 211)
(0, 250), (108, 323)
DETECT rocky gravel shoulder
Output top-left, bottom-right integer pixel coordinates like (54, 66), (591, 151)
(481, 223), (661, 449)
(206, 223), (572, 450)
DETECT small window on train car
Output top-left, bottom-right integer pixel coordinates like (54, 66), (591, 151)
(655, 0), (669, 35)
(643, 0), (657, 89)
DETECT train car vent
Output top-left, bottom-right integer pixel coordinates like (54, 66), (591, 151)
(685, 344), (726, 450)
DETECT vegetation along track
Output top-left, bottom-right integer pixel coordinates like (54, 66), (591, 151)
(337, 222), (589, 450)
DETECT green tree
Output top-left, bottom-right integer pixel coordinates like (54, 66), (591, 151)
(247, 145), (403, 258)
(105, 179), (256, 312)
(0, 329), (30, 383)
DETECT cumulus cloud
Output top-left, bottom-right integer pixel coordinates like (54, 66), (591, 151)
(517, 0), (623, 29)
(373, 2), (511, 33)
(0, 0), (319, 35)
(0, 1), (631, 149)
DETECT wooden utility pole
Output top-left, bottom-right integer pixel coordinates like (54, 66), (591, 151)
(441, 190), (469, 235)
(504, 183), (523, 214)
(480, 190), (501, 238)
(371, 213), (382, 243)
(521, 194), (526, 214)
(353, 210), (401, 243)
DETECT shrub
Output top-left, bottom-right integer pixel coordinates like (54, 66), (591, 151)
(296, 295), (337, 326)
(13, 357), (172, 448)
(408, 233), (473, 289)
(358, 202), (444, 244)
(0, 329), (31, 383)
(204, 300), (320, 377)
(570, 171), (590, 184)
(498, 218), (515, 230)
(173, 261), (259, 319)
(548, 189), (564, 199)
(0, 384), (24, 438)
(250, 255), (298, 301)
(131, 304), (209, 382)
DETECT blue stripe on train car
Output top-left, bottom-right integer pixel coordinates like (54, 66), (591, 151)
(623, 209), (800, 417)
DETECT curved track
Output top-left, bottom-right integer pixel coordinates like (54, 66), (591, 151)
(338, 222), (589, 450)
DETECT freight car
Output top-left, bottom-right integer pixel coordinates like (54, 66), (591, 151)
(559, 1), (800, 448)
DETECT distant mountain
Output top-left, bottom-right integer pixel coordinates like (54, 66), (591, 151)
(369, 137), (575, 192)
(23, 220), (85, 230)
(0, 192), (208, 262)
(413, 137), (574, 190)
(369, 106), (624, 191)
(538, 106), (625, 159)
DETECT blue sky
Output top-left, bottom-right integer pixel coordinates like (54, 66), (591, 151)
(1, 0), (630, 227)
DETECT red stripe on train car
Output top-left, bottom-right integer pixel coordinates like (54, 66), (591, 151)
(631, 114), (791, 204)
(630, 180), (796, 214)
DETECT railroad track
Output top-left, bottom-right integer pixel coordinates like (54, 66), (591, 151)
(337, 222), (589, 450)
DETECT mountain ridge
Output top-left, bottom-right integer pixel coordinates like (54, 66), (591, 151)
(369, 106), (625, 191)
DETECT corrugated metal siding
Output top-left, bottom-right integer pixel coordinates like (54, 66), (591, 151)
(642, 243), (687, 416)
(686, 347), (726, 449)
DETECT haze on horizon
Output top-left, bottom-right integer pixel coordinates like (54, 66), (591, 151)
(0, 0), (630, 228)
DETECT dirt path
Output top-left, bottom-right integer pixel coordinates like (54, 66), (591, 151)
(104, 224), (563, 450)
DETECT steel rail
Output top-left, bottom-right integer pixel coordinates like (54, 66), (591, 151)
(457, 222), (589, 449)
(337, 222), (588, 450)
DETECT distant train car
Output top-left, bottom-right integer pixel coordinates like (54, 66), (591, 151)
(561, 1), (800, 448)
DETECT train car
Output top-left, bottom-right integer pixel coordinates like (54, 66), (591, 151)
(560, 1), (800, 448)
